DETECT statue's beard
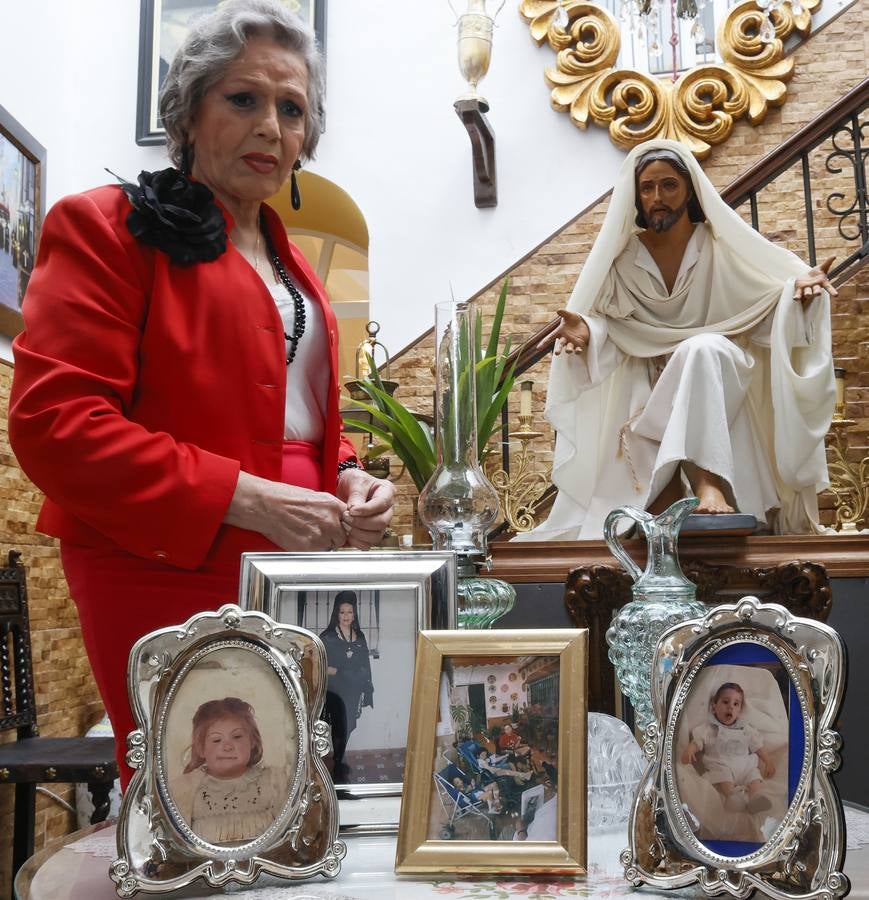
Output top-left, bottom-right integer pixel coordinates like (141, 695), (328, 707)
(647, 198), (690, 233)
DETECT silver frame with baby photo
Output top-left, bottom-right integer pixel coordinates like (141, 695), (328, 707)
(111, 604), (345, 896)
(623, 596), (848, 900)
(239, 550), (456, 833)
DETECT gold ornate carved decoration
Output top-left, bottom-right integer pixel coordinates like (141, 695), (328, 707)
(519, 0), (821, 158)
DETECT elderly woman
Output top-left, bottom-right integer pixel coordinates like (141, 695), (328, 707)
(8, 0), (394, 786)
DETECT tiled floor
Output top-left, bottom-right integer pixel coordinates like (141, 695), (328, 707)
(342, 747), (406, 783)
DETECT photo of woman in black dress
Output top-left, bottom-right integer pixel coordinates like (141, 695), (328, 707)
(319, 591), (374, 782)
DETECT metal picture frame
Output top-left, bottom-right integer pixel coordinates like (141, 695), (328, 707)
(395, 629), (588, 875)
(111, 604), (345, 896)
(623, 596), (848, 899)
(239, 550), (457, 834)
(135, 0), (327, 146)
(0, 104), (45, 338)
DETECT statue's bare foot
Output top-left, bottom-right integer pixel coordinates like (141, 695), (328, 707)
(692, 469), (735, 514)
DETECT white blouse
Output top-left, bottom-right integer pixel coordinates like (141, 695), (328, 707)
(269, 281), (329, 442)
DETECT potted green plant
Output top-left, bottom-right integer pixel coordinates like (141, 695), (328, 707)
(343, 280), (517, 492)
(449, 703), (489, 743)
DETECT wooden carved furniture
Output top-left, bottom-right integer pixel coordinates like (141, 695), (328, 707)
(565, 559), (832, 717)
(0, 551), (118, 877)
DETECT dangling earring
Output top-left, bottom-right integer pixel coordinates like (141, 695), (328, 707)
(180, 144), (193, 178)
(291, 160), (302, 211)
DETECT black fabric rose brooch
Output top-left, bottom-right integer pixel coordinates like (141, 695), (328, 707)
(113, 167), (227, 266)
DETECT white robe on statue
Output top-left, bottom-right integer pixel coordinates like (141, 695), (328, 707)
(517, 140), (834, 542)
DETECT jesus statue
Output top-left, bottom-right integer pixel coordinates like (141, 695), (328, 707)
(517, 139), (836, 542)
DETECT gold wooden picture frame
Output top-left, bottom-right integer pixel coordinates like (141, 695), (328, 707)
(395, 629), (588, 876)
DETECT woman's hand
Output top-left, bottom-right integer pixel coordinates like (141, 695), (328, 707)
(336, 468), (396, 549)
(794, 256), (838, 303)
(225, 471), (349, 551)
(542, 309), (590, 355)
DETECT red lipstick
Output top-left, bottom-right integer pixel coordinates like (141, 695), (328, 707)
(242, 153), (279, 173)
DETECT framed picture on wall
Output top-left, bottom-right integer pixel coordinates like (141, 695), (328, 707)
(0, 105), (45, 340)
(238, 550), (456, 833)
(136, 0), (327, 146)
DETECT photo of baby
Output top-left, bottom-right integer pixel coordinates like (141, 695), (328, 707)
(681, 682), (775, 815)
(675, 656), (792, 851)
(162, 646), (298, 847)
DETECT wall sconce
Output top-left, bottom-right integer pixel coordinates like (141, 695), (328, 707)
(450, 0), (504, 208)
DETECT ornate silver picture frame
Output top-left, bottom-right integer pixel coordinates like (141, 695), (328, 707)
(111, 604), (345, 896)
(239, 550), (457, 834)
(623, 596), (848, 899)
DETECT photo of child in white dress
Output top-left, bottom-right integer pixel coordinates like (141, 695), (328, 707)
(675, 661), (791, 848)
(170, 697), (289, 844)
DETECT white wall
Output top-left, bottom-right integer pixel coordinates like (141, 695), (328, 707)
(0, 0), (621, 356)
(1, 0), (851, 355)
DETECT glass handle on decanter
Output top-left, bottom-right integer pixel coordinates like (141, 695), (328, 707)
(603, 507), (646, 583)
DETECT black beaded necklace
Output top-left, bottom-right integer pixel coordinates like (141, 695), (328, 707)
(260, 214), (306, 366)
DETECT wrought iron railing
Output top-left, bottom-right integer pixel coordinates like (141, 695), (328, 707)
(722, 76), (868, 280)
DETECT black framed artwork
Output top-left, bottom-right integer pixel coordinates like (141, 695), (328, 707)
(0, 105), (45, 340)
(136, 0), (327, 146)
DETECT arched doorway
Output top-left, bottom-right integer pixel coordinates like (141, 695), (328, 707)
(268, 171), (369, 388)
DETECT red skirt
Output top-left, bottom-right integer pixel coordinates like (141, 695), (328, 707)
(61, 441), (322, 789)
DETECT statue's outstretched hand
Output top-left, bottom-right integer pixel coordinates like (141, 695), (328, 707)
(794, 256), (838, 304)
(542, 309), (591, 355)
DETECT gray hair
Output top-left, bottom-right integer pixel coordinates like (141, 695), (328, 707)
(159, 0), (325, 168)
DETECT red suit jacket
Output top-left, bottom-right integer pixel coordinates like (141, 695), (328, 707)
(9, 185), (357, 572)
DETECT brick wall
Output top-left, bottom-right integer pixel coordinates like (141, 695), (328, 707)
(385, 0), (869, 535)
(0, 362), (106, 896)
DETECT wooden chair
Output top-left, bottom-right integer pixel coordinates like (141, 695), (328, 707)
(0, 550), (117, 877)
(565, 558), (832, 717)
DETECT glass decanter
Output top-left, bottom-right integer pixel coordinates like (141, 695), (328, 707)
(604, 497), (706, 734)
